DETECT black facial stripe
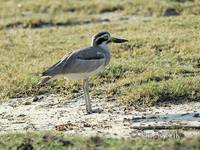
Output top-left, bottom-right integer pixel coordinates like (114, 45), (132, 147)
(96, 37), (107, 45)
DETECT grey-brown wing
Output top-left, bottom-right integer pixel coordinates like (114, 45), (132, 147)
(62, 47), (106, 74)
(41, 52), (72, 77)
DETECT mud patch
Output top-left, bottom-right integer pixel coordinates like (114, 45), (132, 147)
(0, 94), (200, 138)
(1, 12), (152, 30)
(1, 18), (110, 29)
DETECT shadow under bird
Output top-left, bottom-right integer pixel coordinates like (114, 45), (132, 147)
(39, 31), (128, 114)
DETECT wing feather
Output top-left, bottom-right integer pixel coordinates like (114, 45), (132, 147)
(40, 47), (105, 76)
(62, 47), (106, 74)
(40, 52), (72, 77)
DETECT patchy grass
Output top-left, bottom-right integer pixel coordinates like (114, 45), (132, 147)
(1, 0), (200, 17)
(0, 132), (200, 150)
(1, 15), (200, 106)
(1, 0), (200, 106)
(1, 0), (200, 29)
(0, 133), (200, 150)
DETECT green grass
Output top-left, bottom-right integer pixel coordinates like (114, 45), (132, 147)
(0, 132), (200, 150)
(1, 0), (200, 106)
(1, 15), (200, 106)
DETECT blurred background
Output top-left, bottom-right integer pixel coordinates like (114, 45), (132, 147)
(1, 0), (200, 29)
(1, 0), (200, 105)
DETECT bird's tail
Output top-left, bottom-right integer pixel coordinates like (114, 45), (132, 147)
(38, 76), (52, 86)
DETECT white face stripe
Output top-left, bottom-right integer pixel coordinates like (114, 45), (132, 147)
(95, 33), (111, 43)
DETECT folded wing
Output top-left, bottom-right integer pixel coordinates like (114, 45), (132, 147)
(40, 47), (105, 77)
(63, 47), (105, 74)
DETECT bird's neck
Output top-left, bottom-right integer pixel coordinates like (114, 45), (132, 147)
(98, 43), (111, 66)
(95, 43), (111, 52)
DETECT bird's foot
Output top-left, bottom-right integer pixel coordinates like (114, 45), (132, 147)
(86, 108), (103, 114)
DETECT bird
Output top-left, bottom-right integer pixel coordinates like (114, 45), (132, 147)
(39, 31), (128, 114)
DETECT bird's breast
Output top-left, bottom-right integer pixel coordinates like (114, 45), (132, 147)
(64, 65), (105, 80)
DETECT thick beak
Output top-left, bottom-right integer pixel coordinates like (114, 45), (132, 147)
(111, 37), (128, 43)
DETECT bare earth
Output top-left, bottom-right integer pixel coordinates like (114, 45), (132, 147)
(0, 94), (200, 138)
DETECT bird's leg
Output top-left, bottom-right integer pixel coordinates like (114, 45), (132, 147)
(83, 78), (92, 114)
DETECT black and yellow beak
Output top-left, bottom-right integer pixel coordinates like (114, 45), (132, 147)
(111, 37), (128, 43)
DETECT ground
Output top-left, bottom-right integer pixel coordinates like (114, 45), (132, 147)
(1, 0), (200, 149)
(1, 94), (200, 137)
(0, 95), (200, 149)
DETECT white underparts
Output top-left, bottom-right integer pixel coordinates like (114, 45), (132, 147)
(64, 65), (105, 80)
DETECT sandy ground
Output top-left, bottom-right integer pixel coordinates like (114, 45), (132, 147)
(0, 94), (200, 138)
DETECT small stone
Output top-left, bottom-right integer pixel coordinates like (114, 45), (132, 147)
(18, 114), (26, 117)
(123, 118), (131, 122)
(32, 95), (44, 102)
(149, 116), (157, 119)
(32, 96), (39, 102)
(59, 139), (74, 147)
(193, 113), (200, 117)
(24, 101), (31, 105)
(181, 113), (189, 116)
(164, 8), (180, 16)
(83, 123), (91, 127)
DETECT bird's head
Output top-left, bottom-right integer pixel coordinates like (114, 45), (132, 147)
(92, 31), (128, 47)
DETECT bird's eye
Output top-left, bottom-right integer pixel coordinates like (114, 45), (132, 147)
(104, 36), (109, 40)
